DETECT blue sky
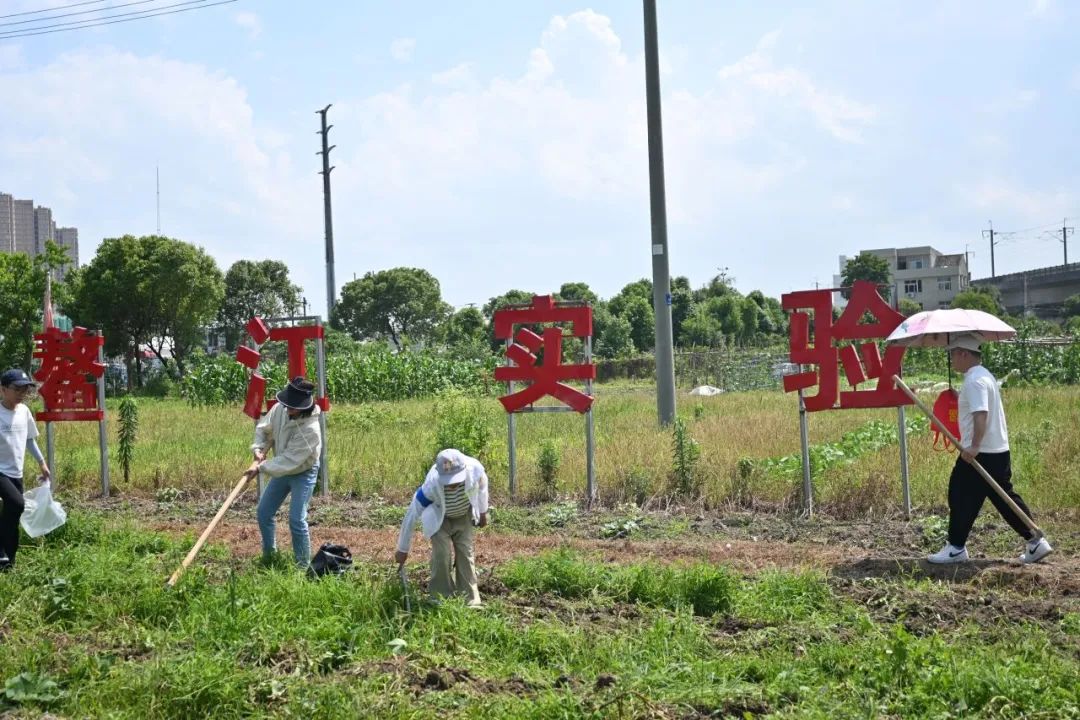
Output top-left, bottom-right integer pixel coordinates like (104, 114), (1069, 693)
(1, 0), (1077, 316)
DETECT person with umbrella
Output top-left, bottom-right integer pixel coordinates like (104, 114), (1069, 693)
(925, 334), (1052, 564)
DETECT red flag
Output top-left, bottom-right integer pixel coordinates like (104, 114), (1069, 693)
(43, 273), (54, 329)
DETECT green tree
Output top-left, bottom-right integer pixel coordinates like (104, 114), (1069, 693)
(693, 269), (738, 303)
(218, 260), (301, 350)
(670, 276), (694, 346)
(680, 304), (724, 347)
(556, 282), (598, 307)
(439, 306), (490, 359)
(1063, 293), (1080, 318)
(332, 267), (450, 350)
(592, 306), (633, 358)
(898, 298), (923, 317)
(608, 279), (652, 317)
(951, 287), (1003, 316)
(0, 242), (70, 370)
(841, 252), (891, 300)
(67, 235), (224, 380)
(622, 296), (655, 352)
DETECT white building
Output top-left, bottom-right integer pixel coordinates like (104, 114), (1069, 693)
(833, 245), (970, 310)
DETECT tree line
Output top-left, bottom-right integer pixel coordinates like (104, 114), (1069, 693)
(7, 236), (1077, 387)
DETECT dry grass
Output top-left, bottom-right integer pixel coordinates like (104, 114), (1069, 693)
(39, 385), (1080, 515)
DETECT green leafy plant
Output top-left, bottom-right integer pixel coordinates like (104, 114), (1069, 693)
(117, 396), (139, 484)
(671, 417), (701, 496)
(4, 673), (63, 705)
(537, 439), (561, 499)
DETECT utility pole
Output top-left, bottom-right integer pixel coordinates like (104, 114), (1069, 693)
(156, 165), (161, 234)
(317, 104), (337, 320)
(642, 0), (676, 427)
(982, 221), (999, 277)
(1062, 219), (1074, 266)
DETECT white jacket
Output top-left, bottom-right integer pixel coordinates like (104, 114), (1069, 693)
(397, 454), (489, 554)
(251, 403), (322, 478)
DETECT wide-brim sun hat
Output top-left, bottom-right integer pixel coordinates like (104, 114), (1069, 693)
(276, 376), (315, 410)
(435, 449), (468, 485)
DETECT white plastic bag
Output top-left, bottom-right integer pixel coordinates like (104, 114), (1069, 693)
(21, 480), (67, 538)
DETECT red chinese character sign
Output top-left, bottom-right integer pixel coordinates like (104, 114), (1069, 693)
(781, 280), (910, 411)
(235, 317), (330, 420)
(493, 295), (595, 413)
(33, 326), (106, 421)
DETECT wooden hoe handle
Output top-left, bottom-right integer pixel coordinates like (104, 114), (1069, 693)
(892, 375), (1042, 540)
(166, 473), (252, 588)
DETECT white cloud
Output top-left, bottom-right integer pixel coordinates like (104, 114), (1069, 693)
(233, 11), (261, 40)
(390, 38), (415, 62)
(431, 63), (475, 89)
(0, 48), (318, 298)
(0, 11), (885, 310)
(717, 31), (876, 143)
(1030, 0), (1053, 16)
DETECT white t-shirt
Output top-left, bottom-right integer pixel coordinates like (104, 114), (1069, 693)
(0, 403), (39, 479)
(958, 365), (1009, 453)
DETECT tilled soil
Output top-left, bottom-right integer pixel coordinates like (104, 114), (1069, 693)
(80, 494), (1078, 636)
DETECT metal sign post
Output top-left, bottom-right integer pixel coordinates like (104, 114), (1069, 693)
(494, 297), (596, 505)
(97, 342), (110, 497)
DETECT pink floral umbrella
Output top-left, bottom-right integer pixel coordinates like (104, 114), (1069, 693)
(885, 308), (1016, 347)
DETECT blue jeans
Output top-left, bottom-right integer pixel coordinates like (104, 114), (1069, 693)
(256, 465), (318, 567)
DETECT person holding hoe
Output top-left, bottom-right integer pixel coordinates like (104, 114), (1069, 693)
(927, 335), (1052, 565)
(244, 376), (322, 568)
(0, 369), (51, 572)
(395, 449), (489, 606)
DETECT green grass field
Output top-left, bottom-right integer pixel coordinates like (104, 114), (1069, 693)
(3, 385), (1076, 717)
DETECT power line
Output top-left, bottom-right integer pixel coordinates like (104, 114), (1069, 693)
(0, 0), (105, 21)
(0, 0), (217, 37)
(1, 0), (165, 28)
(0, 0), (235, 39)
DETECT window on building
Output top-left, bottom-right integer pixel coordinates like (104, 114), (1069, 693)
(904, 279), (922, 295)
(938, 301), (950, 309)
(938, 277), (952, 291)
(913, 259), (924, 269)
(897, 260), (908, 270)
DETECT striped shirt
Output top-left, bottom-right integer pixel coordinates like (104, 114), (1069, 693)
(443, 483), (471, 518)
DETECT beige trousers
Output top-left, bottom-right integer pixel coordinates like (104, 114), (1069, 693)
(429, 513), (480, 605)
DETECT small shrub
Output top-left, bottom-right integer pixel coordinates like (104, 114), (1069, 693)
(432, 392), (494, 464)
(537, 440), (560, 500)
(117, 396), (139, 484)
(546, 500), (578, 528)
(671, 417), (701, 497)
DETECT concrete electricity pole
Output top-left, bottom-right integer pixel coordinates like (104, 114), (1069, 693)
(317, 104), (337, 320)
(643, 0), (676, 427)
(983, 221), (999, 277)
(1062, 219), (1074, 266)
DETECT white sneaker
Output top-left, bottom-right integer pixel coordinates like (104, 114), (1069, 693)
(1020, 537), (1053, 564)
(927, 544), (969, 564)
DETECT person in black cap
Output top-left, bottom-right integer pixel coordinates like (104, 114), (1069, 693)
(243, 376), (323, 568)
(0, 369), (51, 571)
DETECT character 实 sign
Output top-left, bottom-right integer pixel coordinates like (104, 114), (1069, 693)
(781, 280), (911, 411)
(493, 295), (595, 414)
(236, 317), (329, 419)
(32, 326), (106, 421)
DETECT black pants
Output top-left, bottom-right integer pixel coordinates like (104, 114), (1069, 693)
(948, 451), (1034, 548)
(0, 473), (25, 566)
